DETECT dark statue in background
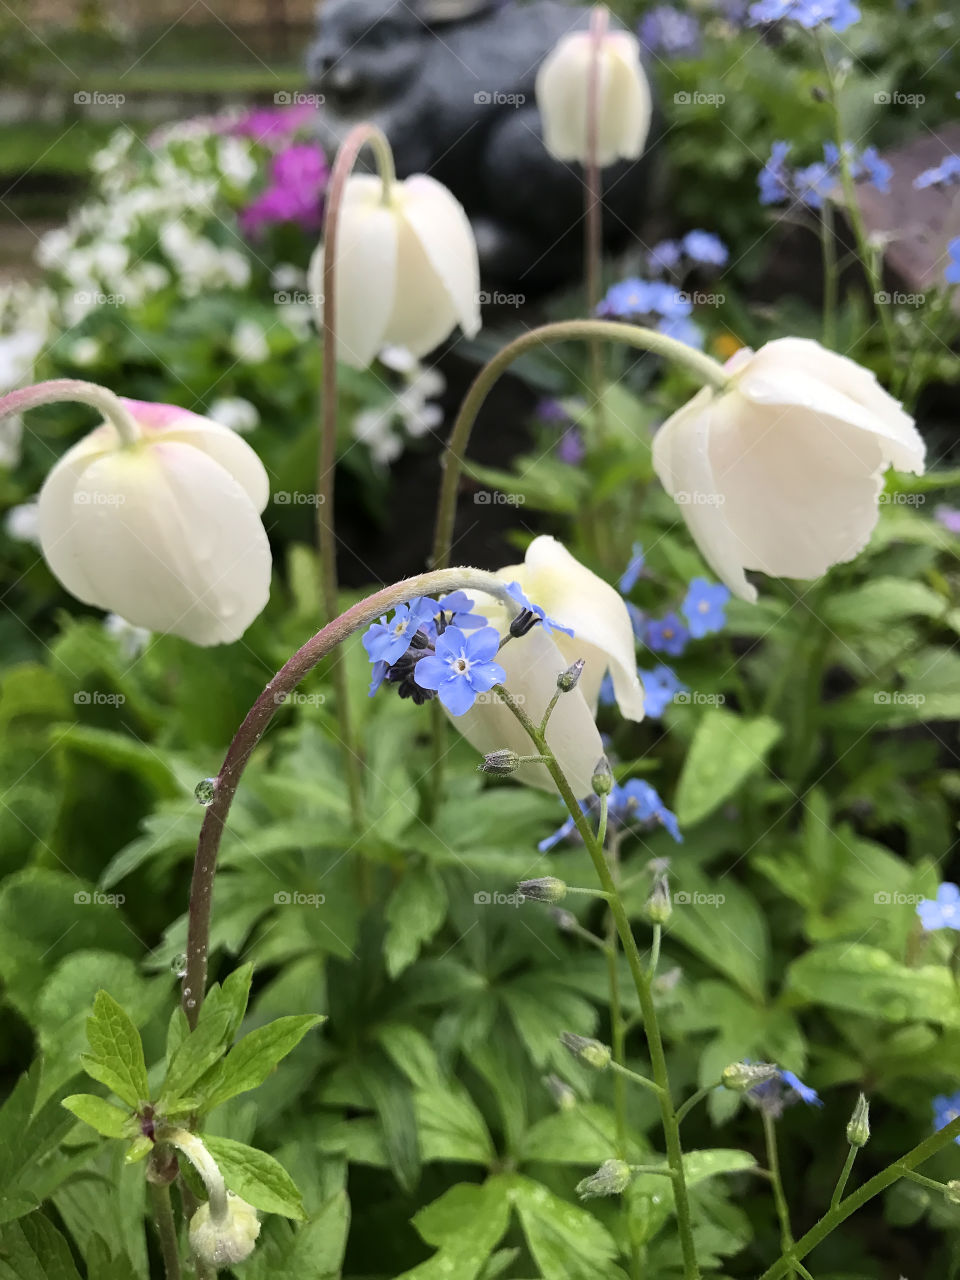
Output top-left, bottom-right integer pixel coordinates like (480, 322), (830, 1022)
(308, 0), (659, 291)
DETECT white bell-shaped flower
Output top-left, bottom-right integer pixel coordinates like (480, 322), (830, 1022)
(652, 338), (926, 602)
(457, 535), (645, 797)
(309, 173), (481, 369)
(536, 25), (652, 167)
(37, 399), (271, 645)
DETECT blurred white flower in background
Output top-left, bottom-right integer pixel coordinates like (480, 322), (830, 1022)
(207, 396), (260, 434)
(69, 337), (102, 368)
(103, 612), (151, 658)
(351, 350), (447, 465)
(5, 500), (40, 545)
(231, 318), (270, 364)
(0, 414), (23, 469)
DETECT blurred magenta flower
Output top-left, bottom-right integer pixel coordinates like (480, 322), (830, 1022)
(240, 142), (329, 237)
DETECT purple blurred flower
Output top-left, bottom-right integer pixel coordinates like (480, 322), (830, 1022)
(945, 238), (960, 286)
(240, 141), (329, 236)
(230, 104), (317, 142)
(935, 504), (960, 533)
(556, 429), (585, 465)
(639, 5), (701, 57)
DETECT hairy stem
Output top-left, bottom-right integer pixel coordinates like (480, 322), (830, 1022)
(183, 567), (517, 1026)
(830, 1145), (858, 1209)
(0, 378), (141, 445)
(148, 1182), (183, 1280)
(318, 124), (396, 835)
(758, 1114), (960, 1280)
(763, 1113), (796, 1270)
(429, 320), (729, 570)
(492, 683), (701, 1279)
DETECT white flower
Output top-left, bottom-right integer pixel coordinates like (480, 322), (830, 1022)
(536, 25), (652, 166)
(5, 500), (40, 545)
(207, 396), (260, 434)
(189, 1193), (261, 1267)
(0, 330), (46, 393)
(216, 136), (257, 187)
(652, 339), (926, 602)
(0, 413), (22, 468)
(69, 337), (102, 368)
(308, 173), (481, 369)
(352, 406), (403, 465)
(37, 398), (271, 645)
(103, 613), (151, 657)
(231, 318), (269, 364)
(456, 535), (645, 796)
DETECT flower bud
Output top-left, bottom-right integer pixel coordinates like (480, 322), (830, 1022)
(509, 607), (539, 638)
(592, 756), (613, 797)
(945, 1180), (960, 1205)
(722, 1061), (779, 1092)
(561, 1032), (611, 1070)
(189, 1192), (261, 1267)
(575, 1158), (632, 1200)
(846, 1093), (870, 1148)
(518, 876), (567, 904)
(543, 1073), (577, 1111)
(646, 873), (672, 924)
(551, 908), (578, 932)
(557, 658), (585, 692)
(479, 749), (521, 775)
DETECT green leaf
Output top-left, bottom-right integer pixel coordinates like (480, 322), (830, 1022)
(199, 1135), (306, 1220)
(159, 1010), (232, 1106)
(398, 1180), (512, 1280)
(200, 1014), (323, 1110)
(660, 870), (770, 999)
(503, 1173), (620, 1280)
(787, 944), (960, 1026)
(200, 963), (254, 1043)
(61, 1095), (135, 1139)
(384, 865), (447, 979)
(682, 1148), (757, 1185)
(0, 1214), (83, 1280)
(675, 709), (781, 826)
(84, 993), (149, 1109)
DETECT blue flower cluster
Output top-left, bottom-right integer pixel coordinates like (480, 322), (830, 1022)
(538, 778), (683, 851)
(649, 230), (730, 272)
(535, 398), (586, 466)
(748, 0), (860, 32)
(363, 592), (509, 715)
(759, 140), (891, 211)
(597, 279), (703, 349)
(914, 155), (960, 190)
(748, 1068), (822, 1117)
(916, 882), (960, 931)
(638, 5), (701, 57)
(947, 240), (960, 287)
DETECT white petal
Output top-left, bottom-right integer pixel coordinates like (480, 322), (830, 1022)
(519, 536), (644, 720)
(123, 401), (270, 512)
(706, 392), (890, 580)
(536, 34), (594, 163)
(312, 175), (399, 370)
(452, 626), (605, 797)
(401, 175), (481, 342)
(652, 391), (758, 602)
(384, 202), (461, 359)
(40, 443), (270, 645)
(603, 33), (651, 163)
(738, 338), (925, 475)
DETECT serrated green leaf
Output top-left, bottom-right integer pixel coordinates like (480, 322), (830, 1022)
(503, 1172), (619, 1280)
(0, 1213), (82, 1280)
(199, 1135), (305, 1220)
(61, 1095), (134, 1139)
(384, 865), (447, 979)
(159, 1010), (232, 1106)
(675, 709), (781, 826)
(398, 1180), (512, 1280)
(85, 993), (149, 1109)
(202, 963), (254, 1042)
(787, 944), (960, 1026)
(199, 1014), (323, 1110)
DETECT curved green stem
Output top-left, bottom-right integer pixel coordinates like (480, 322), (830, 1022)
(318, 123), (397, 836)
(491, 682), (701, 1279)
(830, 1145), (858, 1209)
(676, 1081), (720, 1127)
(148, 1182), (182, 1280)
(182, 567), (518, 1026)
(763, 1113), (796, 1271)
(429, 320), (729, 570)
(0, 378), (141, 445)
(758, 1114), (960, 1280)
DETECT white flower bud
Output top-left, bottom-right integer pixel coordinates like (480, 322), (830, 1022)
(189, 1192), (261, 1267)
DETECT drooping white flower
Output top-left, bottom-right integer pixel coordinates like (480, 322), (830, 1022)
(652, 338), (926, 601)
(536, 23), (652, 166)
(308, 173), (481, 369)
(456, 535), (645, 796)
(189, 1192), (261, 1267)
(37, 398), (271, 645)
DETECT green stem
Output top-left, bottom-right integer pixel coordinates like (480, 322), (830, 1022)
(648, 923), (662, 978)
(318, 125), (397, 837)
(758, 1115), (960, 1280)
(429, 320), (729, 571)
(492, 683), (701, 1279)
(817, 35), (898, 375)
(148, 1182), (182, 1280)
(898, 1168), (951, 1194)
(763, 1113), (796, 1269)
(820, 199), (838, 349)
(676, 1082), (720, 1127)
(830, 1145), (858, 1209)
(609, 1059), (667, 1100)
